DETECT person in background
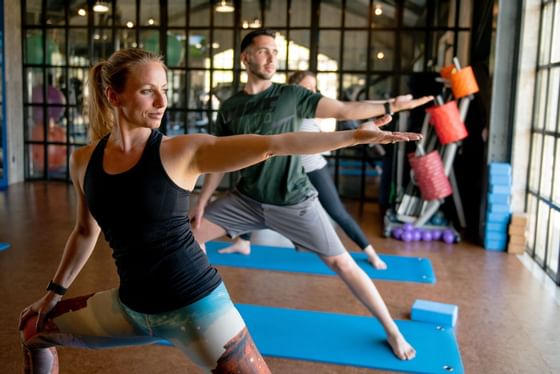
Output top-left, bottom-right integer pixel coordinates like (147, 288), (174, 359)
(190, 29), (433, 360)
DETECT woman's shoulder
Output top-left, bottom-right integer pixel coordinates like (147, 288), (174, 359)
(70, 142), (97, 167)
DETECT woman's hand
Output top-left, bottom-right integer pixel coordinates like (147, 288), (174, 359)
(390, 94), (434, 113)
(354, 115), (423, 145)
(19, 292), (62, 333)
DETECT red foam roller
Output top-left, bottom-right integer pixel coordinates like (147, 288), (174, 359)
(427, 101), (468, 144)
(409, 151), (452, 201)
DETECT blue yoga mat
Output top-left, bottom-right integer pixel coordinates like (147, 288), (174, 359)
(159, 304), (463, 373)
(206, 242), (436, 284)
(0, 242), (10, 251)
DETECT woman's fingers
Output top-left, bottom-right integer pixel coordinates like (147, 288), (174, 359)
(372, 114), (392, 127)
(18, 308), (32, 330)
(35, 312), (47, 332)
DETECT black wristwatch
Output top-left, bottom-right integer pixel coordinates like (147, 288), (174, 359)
(47, 280), (67, 296)
(384, 102), (394, 116)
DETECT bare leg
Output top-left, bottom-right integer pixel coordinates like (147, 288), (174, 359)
(218, 237), (252, 255)
(320, 252), (415, 360)
(363, 245), (387, 270)
(212, 328), (270, 373)
(192, 218), (228, 246)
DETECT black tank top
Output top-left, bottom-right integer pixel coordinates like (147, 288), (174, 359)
(84, 129), (222, 313)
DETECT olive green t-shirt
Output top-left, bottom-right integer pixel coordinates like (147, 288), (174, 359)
(213, 83), (323, 205)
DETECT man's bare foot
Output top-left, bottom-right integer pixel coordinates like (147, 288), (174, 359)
(363, 245), (388, 270)
(218, 238), (252, 255)
(387, 331), (416, 360)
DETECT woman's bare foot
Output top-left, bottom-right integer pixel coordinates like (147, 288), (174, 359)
(363, 245), (388, 270)
(387, 331), (416, 360)
(218, 238), (252, 255)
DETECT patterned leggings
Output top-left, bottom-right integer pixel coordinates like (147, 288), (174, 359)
(20, 283), (270, 373)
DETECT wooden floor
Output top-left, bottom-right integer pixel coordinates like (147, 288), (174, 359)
(1, 181), (559, 373)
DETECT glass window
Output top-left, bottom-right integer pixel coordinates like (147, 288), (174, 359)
(167, 69), (187, 108)
(190, 0), (210, 27)
(168, 0), (187, 27)
(526, 194), (537, 255)
(342, 74), (366, 101)
(403, 0), (427, 27)
(188, 70), (208, 110)
(264, 0), (287, 27)
(166, 32), (186, 68)
(343, 31), (368, 71)
(241, 0), (260, 29)
(319, 31), (340, 70)
(47, 29), (66, 65)
(92, 28), (113, 61)
(345, 4), (368, 28)
(290, 0), (311, 27)
(552, 3), (560, 63)
(372, 1), (398, 28)
(370, 75), (394, 100)
(141, 0), (160, 27)
(401, 31), (426, 72)
(320, 0), (341, 28)
(116, 28), (138, 50)
(429, 30), (453, 68)
(274, 30), (288, 71)
(68, 29), (89, 66)
(545, 67), (559, 132)
(547, 209), (560, 274)
(118, 0), (136, 27)
(288, 30), (310, 71)
(534, 70), (548, 130)
(539, 3), (553, 65)
(69, 0), (88, 26)
(188, 30), (210, 68)
(433, 0), (454, 28)
(539, 135), (555, 199)
(25, 30), (62, 65)
(213, 30), (234, 69)
(316, 72), (338, 100)
(555, 140), (560, 204)
(535, 200), (550, 262)
(25, 0), (43, 25)
(46, 0), (65, 25)
(529, 133), (543, 191)
(166, 109), (187, 135)
(370, 32), (395, 71)
(93, 2), (113, 27)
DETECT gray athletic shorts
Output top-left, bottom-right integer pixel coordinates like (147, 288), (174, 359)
(204, 190), (346, 257)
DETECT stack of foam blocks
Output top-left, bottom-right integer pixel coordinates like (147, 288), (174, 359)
(484, 163), (512, 251)
(508, 213), (528, 254)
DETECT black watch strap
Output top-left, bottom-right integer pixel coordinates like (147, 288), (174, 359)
(47, 280), (67, 296)
(384, 102), (394, 116)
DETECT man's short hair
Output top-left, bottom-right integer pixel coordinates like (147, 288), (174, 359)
(240, 29), (276, 52)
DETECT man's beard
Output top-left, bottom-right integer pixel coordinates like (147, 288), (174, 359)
(247, 60), (274, 80)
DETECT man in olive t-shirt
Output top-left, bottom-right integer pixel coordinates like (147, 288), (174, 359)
(191, 28), (432, 361)
(212, 82), (322, 205)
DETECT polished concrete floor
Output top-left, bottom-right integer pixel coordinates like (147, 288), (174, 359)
(1, 181), (559, 373)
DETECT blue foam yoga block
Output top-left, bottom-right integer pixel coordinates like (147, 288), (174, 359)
(411, 299), (458, 327)
(485, 222), (509, 232)
(489, 184), (511, 195)
(484, 231), (507, 242)
(489, 173), (512, 186)
(489, 162), (511, 176)
(487, 193), (510, 205)
(486, 212), (511, 224)
(487, 202), (511, 213)
(484, 237), (507, 251)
